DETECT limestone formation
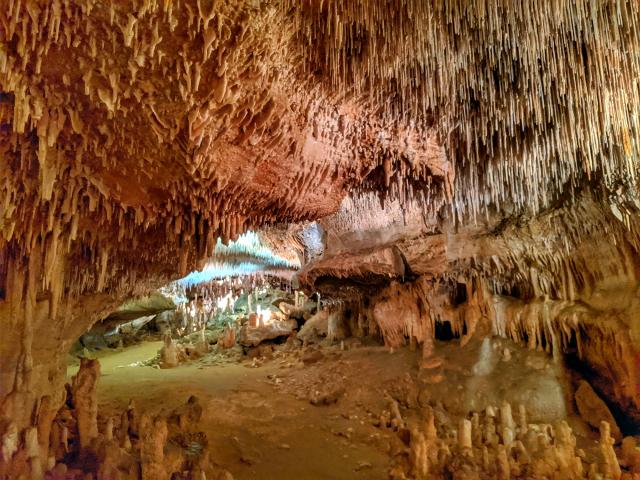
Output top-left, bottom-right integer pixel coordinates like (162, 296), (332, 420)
(139, 414), (169, 480)
(218, 325), (237, 350)
(385, 400), (632, 480)
(575, 380), (623, 442)
(1, 0), (640, 477)
(621, 436), (640, 473)
(71, 358), (100, 450)
(159, 335), (179, 369)
(298, 309), (330, 344)
(600, 421), (622, 480)
(238, 319), (297, 347)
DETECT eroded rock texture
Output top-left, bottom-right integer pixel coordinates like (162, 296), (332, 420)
(300, 191), (640, 431)
(1, 0), (640, 477)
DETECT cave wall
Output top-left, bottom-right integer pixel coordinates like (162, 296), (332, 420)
(0, 2), (449, 466)
(300, 192), (640, 430)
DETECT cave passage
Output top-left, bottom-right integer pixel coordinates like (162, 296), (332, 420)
(2, 1), (640, 479)
(49, 274), (637, 479)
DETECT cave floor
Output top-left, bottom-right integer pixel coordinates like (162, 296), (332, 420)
(67, 336), (598, 479)
(69, 341), (393, 479)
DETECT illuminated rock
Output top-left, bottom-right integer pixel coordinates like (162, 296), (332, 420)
(238, 319), (297, 347)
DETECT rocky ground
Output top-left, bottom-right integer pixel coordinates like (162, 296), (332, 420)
(65, 333), (640, 479)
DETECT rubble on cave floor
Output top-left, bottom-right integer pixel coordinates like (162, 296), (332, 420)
(68, 281), (315, 368)
(29, 277), (640, 479)
(56, 323), (640, 479)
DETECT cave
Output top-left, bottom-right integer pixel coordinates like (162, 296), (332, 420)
(1, 1), (640, 479)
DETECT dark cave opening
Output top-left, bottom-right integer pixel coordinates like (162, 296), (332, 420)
(434, 320), (462, 341)
(563, 329), (640, 436)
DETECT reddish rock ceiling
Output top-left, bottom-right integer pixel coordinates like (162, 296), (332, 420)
(1, 1), (452, 304)
(0, 0), (639, 304)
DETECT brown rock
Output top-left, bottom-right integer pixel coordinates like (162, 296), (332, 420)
(238, 320), (297, 347)
(247, 344), (274, 359)
(52, 463), (68, 476)
(417, 388), (432, 408)
(309, 386), (345, 405)
(279, 302), (306, 320)
(621, 436), (640, 472)
(575, 380), (622, 441)
(71, 358), (101, 450)
(302, 349), (325, 365)
(298, 310), (330, 344)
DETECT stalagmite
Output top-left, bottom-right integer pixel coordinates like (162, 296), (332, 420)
(599, 421), (622, 480)
(496, 445), (511, 480)
(105, 417), (114, 441)
(458, 418), (472, 451)
(139, 414), (168, 480)
(389, 398), (404, 430)
(35, 395), (56, 466)
(60, 426), (69, 454)
(500, 402), (515, 431)
(0, 422), (17, 464)
(71, 358), (100, 450)
(25, 427), (42, 480)
(556, 421), (583, 478)
(517, 405), (527, 436)
(159, 335), (179, 368)
(118, 410), (129, 450)
(410, 428), (429, 479)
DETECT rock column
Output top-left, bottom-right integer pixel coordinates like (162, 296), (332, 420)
(71, 358), (100, 450)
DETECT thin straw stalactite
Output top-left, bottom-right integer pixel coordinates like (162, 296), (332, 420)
(285, 0), (640, 221)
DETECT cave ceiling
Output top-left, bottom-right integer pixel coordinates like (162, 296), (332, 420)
(0, 0), (638, 303)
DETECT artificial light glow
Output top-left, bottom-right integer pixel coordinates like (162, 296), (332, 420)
(216, 291), (235, 310)
(255, 304), (274, 325)
(177, 231), (301, 287)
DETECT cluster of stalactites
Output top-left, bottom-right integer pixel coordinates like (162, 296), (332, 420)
(286, 0), (640, 220)
(0, 0), (289, 323)
(323, 190), (440, 237)
(1, 0), (453, 325)
(169, 273), (285, 333)
(446, 193), (640, 302)
(211, 231), (301, 270)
